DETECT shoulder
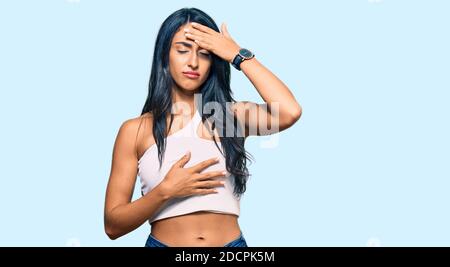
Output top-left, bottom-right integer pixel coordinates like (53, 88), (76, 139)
(230, 101), (249, 111)
(118, 112), (153, 136)
(230, 101), (257, 114)
(114, 112), (154, 155)
(230, 100), (261, 122)
(229, 101), (255, 138)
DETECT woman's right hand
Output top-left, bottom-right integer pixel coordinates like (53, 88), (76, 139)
(157, 151), (226, 199)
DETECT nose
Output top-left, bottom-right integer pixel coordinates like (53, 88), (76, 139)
(187, 52), (199, 69)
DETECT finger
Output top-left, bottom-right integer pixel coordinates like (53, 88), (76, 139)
(184, 32), (205, 43)
(184, 33), (211, 49)
(184, 27), (208, 38)
(195, 170), (227, 181)
(196, 180), (226, 189)
(194, 40), (212, 51)
(192, 39), (212, 50)
(194, 188), (219, 195)
(190, 22), (217, 35)
(190, 157), (220, 173)
(221, 23), (231, 38)
(176, 151), (191, 168)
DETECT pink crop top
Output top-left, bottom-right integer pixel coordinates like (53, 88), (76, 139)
(137, 108), (241, 223)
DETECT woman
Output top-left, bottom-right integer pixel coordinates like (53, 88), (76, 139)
(104, 7), (302, 247)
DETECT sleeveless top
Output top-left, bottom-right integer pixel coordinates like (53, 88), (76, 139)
(137, 108), (241, 223)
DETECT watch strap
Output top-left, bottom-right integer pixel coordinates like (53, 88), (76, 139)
(231, 54), (243, 71)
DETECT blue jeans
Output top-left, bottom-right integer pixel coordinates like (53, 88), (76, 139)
(145, 232), (248, 247)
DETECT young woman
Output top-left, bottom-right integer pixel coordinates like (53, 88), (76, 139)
(104, 7), (302, 247)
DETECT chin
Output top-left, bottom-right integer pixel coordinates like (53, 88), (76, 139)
(177, 80), (203, 91)
(178, 84), (201, 93)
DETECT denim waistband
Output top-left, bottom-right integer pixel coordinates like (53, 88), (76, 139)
(145, 232), (248, 247)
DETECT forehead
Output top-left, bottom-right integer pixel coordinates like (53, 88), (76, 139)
(172, 24), (199, 48)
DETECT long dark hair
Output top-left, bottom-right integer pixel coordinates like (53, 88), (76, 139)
(140, 7), (253, 197)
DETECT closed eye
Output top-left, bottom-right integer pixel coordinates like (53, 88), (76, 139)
(177, 50), (210, 57)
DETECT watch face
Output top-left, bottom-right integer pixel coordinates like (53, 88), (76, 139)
(239, 48), (253, 59)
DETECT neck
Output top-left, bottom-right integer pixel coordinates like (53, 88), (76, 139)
(171, 85), (199, 116)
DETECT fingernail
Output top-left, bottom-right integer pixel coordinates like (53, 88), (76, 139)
(222, 171), (227, 175)
(220, 181), (225, 185)
(216, 157), (220, 162)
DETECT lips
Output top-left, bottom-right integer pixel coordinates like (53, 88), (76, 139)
(182, 71), (200, 79)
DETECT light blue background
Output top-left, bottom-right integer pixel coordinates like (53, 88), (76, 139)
(0, 0), (449, 247)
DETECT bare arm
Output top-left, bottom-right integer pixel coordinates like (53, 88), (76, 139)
(103, 119), (170, 240)
(103, 119), (225, 240)
(184, 22), (301, 137)
(232, 57), (302, 137)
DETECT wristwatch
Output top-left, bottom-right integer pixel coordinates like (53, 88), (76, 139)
(231, 48), (255, 71)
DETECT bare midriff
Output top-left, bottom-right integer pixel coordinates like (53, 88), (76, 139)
(150, 211), (241, 247)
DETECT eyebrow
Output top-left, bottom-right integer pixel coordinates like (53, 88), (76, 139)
(174, 41), (194, 47)
(174, 41), (209, 52)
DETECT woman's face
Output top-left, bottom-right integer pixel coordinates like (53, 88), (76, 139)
(169, 23), (212, 93)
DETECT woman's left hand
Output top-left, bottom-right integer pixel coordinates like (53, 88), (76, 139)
(184, 22), (241, 63)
